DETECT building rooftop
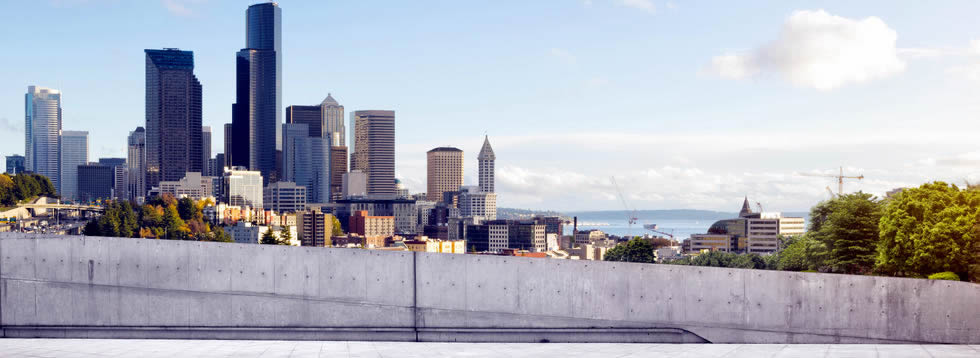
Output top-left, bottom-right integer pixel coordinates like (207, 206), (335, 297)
(428, 147), (463, 153)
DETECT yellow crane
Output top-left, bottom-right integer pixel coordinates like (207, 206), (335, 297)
(799, 167), (865, 195)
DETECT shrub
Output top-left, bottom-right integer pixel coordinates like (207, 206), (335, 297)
(927, 271), (960, 281)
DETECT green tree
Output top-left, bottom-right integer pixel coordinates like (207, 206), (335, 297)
(0, 174), (14, 206)
(210, 226), (233, 242)
(279, 226), (293, 245)
(603, 237), (656, 263)
(260, 228), (278, 245)
(177, 198), (197, 221)
(686, 251), (737, 267)
(331, 216), (344, 237)
(732, 253), (767, 269)
(162, 204), (187, 240)
(83, 220), (101, 236)
(877, 182), (980, 280)
(807, 192), (882, 274)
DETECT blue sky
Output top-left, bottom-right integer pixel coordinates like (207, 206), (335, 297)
(2, 0), (980, 211)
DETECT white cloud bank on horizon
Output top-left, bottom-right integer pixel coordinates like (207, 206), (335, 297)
(394, 129), (980, 212)
(707, 10), (906, 90)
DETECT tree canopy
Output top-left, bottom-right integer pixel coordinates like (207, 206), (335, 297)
(604, 238), (656, 263)
(876, 182), (980, 280)
(0, 173), (58, 207)
(807, 192), (883, 274)
(83, 195), (231, 243)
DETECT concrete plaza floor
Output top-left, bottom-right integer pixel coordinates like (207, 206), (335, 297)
(0, 339), (977, 357)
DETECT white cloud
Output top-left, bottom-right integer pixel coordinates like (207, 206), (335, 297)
(162, 0), (205, 17)
(620, 0), (655, 14)
(707, 10), (906, 90)
(0, 117), (20, 133)
(548, 48), (577, 66)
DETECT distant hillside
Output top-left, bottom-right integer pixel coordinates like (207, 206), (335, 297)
(498, 208), (810, 221)
(566, 210), (735, 221)
(497, 208), (564, 220)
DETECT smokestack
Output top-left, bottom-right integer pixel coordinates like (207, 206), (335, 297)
(573, 216), (578, 234)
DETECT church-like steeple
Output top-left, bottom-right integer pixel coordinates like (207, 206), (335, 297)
(738, 196), (753, 218)
(478, 135), (495, 161)
(478, 135), (495, 193)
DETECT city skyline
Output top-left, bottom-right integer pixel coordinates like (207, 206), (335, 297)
(2, 1), (980, 211)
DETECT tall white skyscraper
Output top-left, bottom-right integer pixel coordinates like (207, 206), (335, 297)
(202, 126), (211, 175)
(128, 127), (147, 200)
(478, 135), (495, 193)
(25, 86), (62, 189)
(60, 130), (89, 202)
(320, 93), (345, 146)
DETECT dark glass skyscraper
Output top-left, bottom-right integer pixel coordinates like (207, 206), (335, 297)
(144, 48), (203, 191)
(233, 2), (281, 184)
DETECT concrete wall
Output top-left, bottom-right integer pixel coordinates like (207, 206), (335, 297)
(2, 233), (978, 343)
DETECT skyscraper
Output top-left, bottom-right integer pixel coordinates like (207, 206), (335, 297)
(144, 49), (203, 192)
(286, 93), (347, 201)
(426, 147), (463, 202)
(351, 110), (396, 198)
(321, 94), (345, 146)
(285, 105), (321, 138)
(232, 2), (281, 184)
(127, 127), (147, 200)
(330, 146), (348, 200)
(5, 155), (25, 175)
(223, 123), (233, 168)
(202, 126), (211, 176)
(25, 86), (62, 190)
(59, 130), (88, 201)
(282, 123), (330, 203)
(98, 158), (128, 200)
(478, 135), (495, 193)
(77, 163), (113, 203)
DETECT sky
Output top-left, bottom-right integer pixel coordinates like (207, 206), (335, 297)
(2, 0), (980, 212)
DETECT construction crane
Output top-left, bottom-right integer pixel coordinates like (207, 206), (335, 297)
(610, 176), (638, 238)
(826, 186), (836, 198)
(798, 166), (864, 195)
(644, 223), (676, 242)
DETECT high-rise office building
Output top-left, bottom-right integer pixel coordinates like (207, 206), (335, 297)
(232, 2), (281, 184)
(321, 94), (345, 147)
(478, 135), (495, 193)
(330, 146), (347, 200)
(223, 123), (234, 168)
(59, 130), (88, 201)
(426, 147), (463, 202)
(127, 127), (147, 200)
(25, 86), (62, 190)
(351, 110), (395, 197)
(77, 163), (114, 203)
(223, 167), (263, 209)
(144, 48), (203, 192)
(212, 154), (225, 177)
(285, 105), (321, 138)
(5, 155), (25, 175)
(284, 94), (346, 143)
(282, 123), (330, 204)
(286, 94), (347, 201)
(98, 158), (128, 200)
(202, 126), (211, 176)
(263, 181), (307, 213)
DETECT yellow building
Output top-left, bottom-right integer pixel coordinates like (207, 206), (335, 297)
(690, 234), (732, 252)
(405, 237), (465, 254)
